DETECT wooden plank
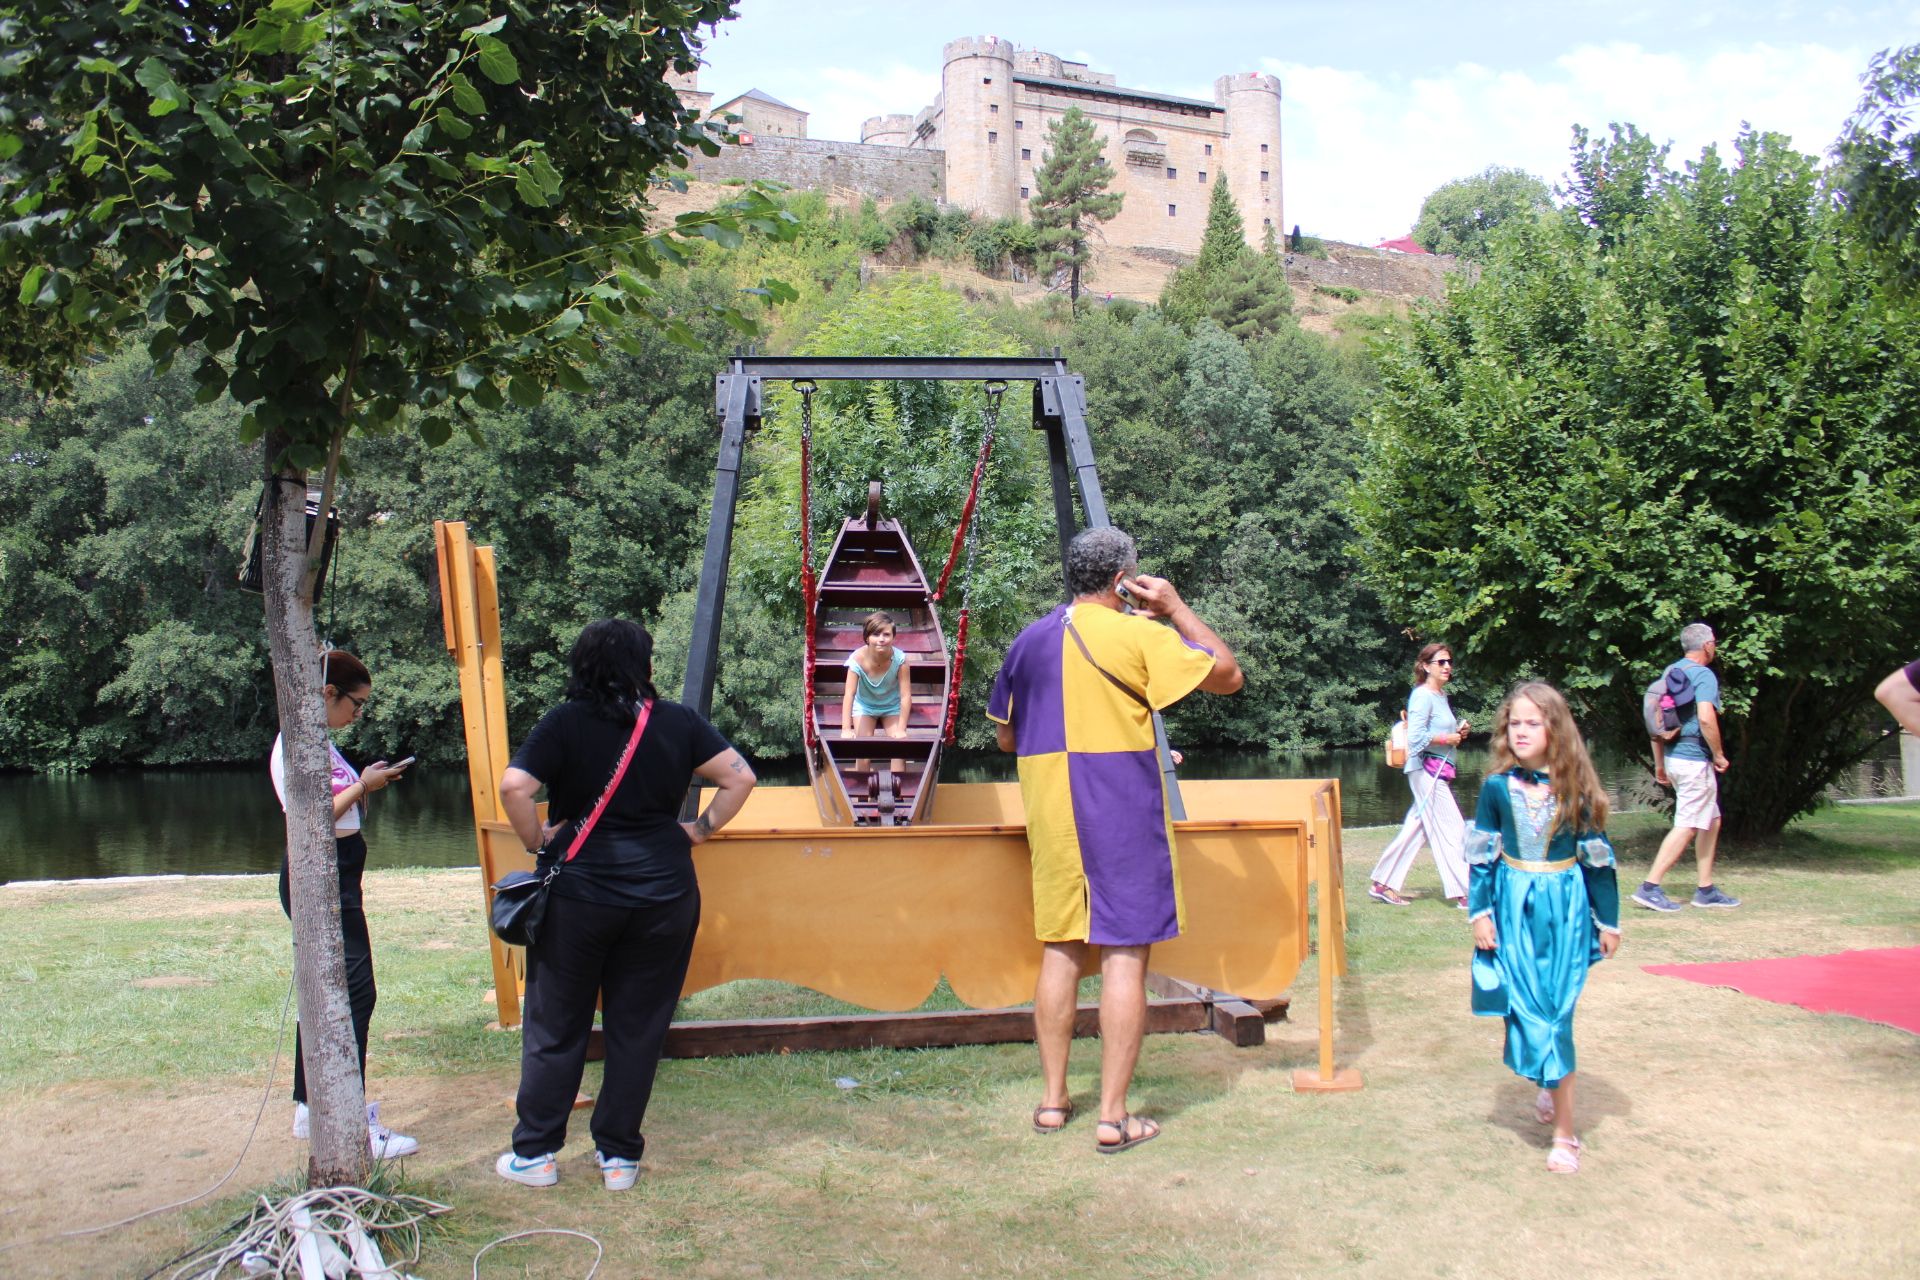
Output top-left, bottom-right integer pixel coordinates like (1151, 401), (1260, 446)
(582, 1000), (1213, 1059)
(1209, 999), (1267, 1047)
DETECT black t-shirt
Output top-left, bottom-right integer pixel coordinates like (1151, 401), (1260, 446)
(509, 698), (731, 906)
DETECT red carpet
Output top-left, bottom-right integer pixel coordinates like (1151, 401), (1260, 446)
(1644, 946), (1920, 1034)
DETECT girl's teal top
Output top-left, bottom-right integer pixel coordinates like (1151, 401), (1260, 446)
(847, 646), (906, 719)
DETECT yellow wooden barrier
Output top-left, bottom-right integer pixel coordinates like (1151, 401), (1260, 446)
(436, 521), (1361, 1084)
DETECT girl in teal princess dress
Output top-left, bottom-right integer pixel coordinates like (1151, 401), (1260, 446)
(1466, 681), (1622, 1173)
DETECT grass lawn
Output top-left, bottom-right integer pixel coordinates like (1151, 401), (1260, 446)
(2, 805), (1916, 1277)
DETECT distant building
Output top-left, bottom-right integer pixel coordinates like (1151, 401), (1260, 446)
(674, 37), (1282, 257)
(710, 88), (809, 140)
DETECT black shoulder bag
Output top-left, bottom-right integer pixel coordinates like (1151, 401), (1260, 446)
(490, 699), (652, 947)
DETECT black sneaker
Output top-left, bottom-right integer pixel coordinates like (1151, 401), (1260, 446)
(1631, 884), (1683, 912)
(1692, 885), (1741, 909)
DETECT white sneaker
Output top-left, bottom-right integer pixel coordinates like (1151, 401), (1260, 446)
(291, 1102), (309, 1139)
(596, 1150), (639, 1191)
(366, 1102), (419, 1159)
(496, 1150), (559, 1187)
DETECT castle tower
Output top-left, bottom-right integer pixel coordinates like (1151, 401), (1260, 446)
(941, 36), (1018, 219)
(860, 114), (914, 148)
(1216, 72), (1283, 248)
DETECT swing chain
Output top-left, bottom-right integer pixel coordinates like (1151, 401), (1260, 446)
(943, 381), (1005, 744)
(796, 380), (820, 749)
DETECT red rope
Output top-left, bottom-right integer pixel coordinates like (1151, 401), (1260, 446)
(943, 608), (969, 746)
(798, 386), (819, 749)
(933, 431), (993, 604)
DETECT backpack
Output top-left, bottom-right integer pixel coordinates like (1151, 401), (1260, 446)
(1642, 664), (1697, 741)
(1386, 710), (1408, 768)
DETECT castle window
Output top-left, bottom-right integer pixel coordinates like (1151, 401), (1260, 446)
(1020, 186), (1029, 199)
(990, 103), (999, 114)
(983, 77), (992, 85)
(1166, 167), (1176, 180)
(988, 130), (997, 143)
(1014, 119), (1023, 129)
(1021, 147), (1031, 160)
(1168, 204), (1177, 216)
(1197, 170), (1206, 182)
(1260, 170), (1269, 182)
(1260, 143), (1268, 153)
(1204, 144), (1213, 156)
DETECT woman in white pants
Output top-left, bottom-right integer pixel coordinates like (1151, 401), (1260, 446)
(1371, 643), (1470, 908)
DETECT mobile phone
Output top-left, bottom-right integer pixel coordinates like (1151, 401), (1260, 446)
(392, 756), (417, 770)
(1116, 579), (1134, 604)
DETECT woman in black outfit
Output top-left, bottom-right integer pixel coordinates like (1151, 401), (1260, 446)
(495, 619), (755, 1190)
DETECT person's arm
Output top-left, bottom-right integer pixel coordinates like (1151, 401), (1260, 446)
(334, 760), (406, 821)
(995, 720), (1016, 753)
(683, 748), (755, 845)
(1698, 701), (1728, 771)
(500, 766), (559, 854)
(1122, 574), (1243, 693)
(1651, 736), (1669, 787)
(1406, 690), (1436, 758)
(1464, 780), (1503, 947)
(840, 671), (857, 736)
(898, 661), (912, 723)
(1876, 666), (1920, 737)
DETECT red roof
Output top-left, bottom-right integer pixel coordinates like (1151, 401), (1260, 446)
(1375, 235), (1432, 255)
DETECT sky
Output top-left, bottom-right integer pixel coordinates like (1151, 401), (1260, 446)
(691, 1), (1919, 244)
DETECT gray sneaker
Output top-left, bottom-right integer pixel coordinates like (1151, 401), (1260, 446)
(1692, 885), (1741, 909)
(1631, 884), (1683, 912)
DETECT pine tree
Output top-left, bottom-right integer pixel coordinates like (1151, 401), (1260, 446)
(1161, 179), (1291, 340)
(1029, 107), (1123, 312)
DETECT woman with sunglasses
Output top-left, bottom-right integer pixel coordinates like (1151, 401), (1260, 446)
(1370, 642), (1471, 909)
(267, 649), (418, 1158)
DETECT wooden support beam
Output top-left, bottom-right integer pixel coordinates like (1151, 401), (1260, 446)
(581, 1000), (1213, 1060)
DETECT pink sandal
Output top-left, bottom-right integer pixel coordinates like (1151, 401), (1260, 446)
(1547, 1135), (1581, 1174)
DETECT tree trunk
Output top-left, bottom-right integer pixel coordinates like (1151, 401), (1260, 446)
(260, 437), (369, 1187)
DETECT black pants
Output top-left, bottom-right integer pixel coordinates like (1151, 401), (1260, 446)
(280, 833), (376, 1106)
(513, 888), (700, 1162)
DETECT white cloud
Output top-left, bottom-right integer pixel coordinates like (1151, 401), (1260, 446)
(1268, 41), (1873, 245)
(790, 62), (942, 142)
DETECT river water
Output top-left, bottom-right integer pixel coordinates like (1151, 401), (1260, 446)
(1, 743), (1906, 883)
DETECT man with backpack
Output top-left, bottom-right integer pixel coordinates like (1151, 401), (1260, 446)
(1634, 623), (1739, 911)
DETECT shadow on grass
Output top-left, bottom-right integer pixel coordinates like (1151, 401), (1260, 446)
(1484, 1071), (1632, 1148)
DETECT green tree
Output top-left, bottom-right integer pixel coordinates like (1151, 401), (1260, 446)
(1352, 126), (1920, 837)
(1029, 107), (1123, 313)
(1411, 165), (1553, 259)
(1160, 179), (1291, 340)
(0, 0), (791, 1185)
(1835, 44), (1920, 296)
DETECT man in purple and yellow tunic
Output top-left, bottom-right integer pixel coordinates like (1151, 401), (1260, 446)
(989, 526), (1242, 1153)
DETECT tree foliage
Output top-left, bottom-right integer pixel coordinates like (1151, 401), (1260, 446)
(1029, 107), (1122, 312)
(1353, 125), (1920, 836)
(1410, 164), (1553, 260)
(1835, 44), (1920, 297)
(1160, 179), (1291, 340)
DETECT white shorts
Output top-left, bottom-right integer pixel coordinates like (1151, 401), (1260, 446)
(1668, 757), (1720, 830)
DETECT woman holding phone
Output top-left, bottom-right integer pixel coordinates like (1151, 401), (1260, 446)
(1370, 642), (1471, 909)
(268, 649), (418, 1158)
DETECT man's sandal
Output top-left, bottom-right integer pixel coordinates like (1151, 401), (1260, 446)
(1095, 1115), (1161, 1154)
(1031, 1103), (1074, 1135)
(1547, 1135), (1581, 1174)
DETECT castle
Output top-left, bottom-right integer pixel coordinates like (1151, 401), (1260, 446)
(674, 37), (1282, 258)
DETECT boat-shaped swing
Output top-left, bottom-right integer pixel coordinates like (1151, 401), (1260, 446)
(803, 482), (948, 826)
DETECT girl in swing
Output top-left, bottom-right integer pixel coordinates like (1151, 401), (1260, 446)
(1466, 681), (1621, 1174)
(841, 611), (912, 778)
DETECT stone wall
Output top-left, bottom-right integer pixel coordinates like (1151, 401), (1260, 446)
(686, 136), (946, 203)
(1285, 243), (1472, 301)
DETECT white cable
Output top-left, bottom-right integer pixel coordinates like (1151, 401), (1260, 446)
(472, 1228), (604, 1279)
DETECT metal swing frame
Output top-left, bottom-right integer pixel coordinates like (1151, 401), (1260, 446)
(681, 353), (1186, 818)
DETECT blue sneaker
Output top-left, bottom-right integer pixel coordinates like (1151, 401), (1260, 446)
(496, 1150), (558, 1187)
(597, 1150), (640, 1190)
(1692, 885), (1741, 909)
(1631, 884), (1683, 912)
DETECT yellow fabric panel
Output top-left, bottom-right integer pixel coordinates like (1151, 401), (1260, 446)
(1060, 605), (1216, 754)
(1016, 751), (1091, 942)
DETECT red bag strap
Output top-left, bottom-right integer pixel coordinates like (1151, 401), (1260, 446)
(558, 699), (652, 864)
